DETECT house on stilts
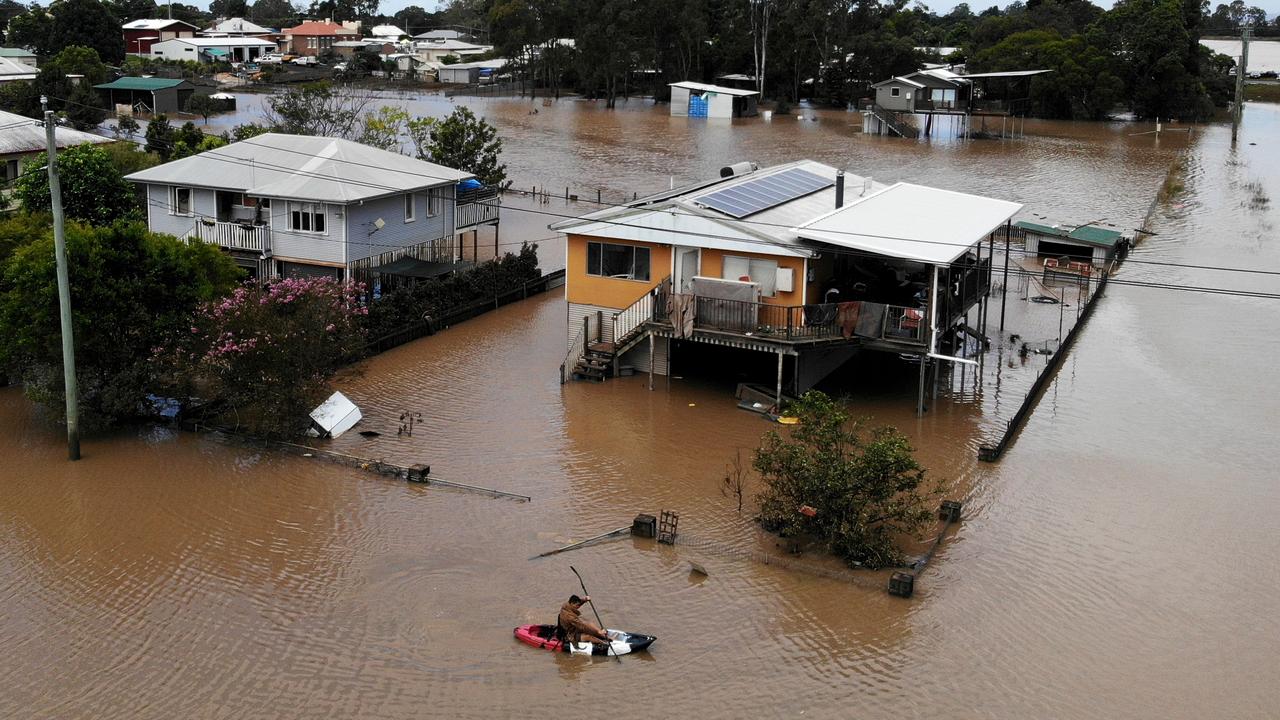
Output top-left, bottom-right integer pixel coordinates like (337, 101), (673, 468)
(863, 67), (1051, 139)
(551, 161), (1021, 413)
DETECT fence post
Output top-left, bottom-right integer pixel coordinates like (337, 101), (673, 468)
(786, 306), (794, 340)
(583, 315), (590, 357)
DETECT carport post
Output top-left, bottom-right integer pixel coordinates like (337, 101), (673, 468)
(999, 220), (1011, 331)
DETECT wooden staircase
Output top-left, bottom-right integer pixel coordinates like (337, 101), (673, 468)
(865, 102), (919, 139)
(561, 278), (669, 384)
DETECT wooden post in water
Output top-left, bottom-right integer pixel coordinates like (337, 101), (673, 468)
(648, 333), (655, 390)
(1000, 220), (1011, 331)
(1233, 26), (1251, 143)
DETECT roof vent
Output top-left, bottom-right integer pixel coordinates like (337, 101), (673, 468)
(719, 161), (758, 178)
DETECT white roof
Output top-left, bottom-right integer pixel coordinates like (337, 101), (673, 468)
(203, 18), (272, 34)
(415, 39), (490, 51)
(668, 81), (759, 97)
(564, 208), (810, 258)
(0, 56), (37, 79)
(125, 133), (471, 203)
(872, 75), (924, 88)
(0, 109), (111, 156)
(441, 58), (508, 70)
(124, 18), (196, 30)
(156, 37), (276, 48)
(370, 24), (406, 37)
(960, 70), (1052, 79)
(794, 183), (1021, 265)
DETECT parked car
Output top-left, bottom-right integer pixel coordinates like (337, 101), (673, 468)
(292, 56), (317, 66)
(333, 62), (348, 72)
(258, 53), (284, 64)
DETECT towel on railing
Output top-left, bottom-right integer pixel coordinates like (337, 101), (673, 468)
(836, 301), (860, 338)
(666, 293), (695, 339)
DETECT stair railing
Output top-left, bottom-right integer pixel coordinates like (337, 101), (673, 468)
(612, 276), (670, 347)
(560, 318), (588, 384)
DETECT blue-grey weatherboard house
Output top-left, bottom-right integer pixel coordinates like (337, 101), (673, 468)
(125, 133), (501, 281)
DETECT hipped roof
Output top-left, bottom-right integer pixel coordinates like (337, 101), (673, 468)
(125, 133), (471, 203)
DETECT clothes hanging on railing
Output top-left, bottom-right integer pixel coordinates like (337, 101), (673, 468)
(667, 293), (695, 339)
(836, 301), (861, 338)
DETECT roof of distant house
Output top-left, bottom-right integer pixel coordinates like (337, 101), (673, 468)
(414, 29), (463, 40)
(1015, 220), (1123, 248)
(203, 18), (273, 35)
(283, 20), (359, 36)
(153, 37), (276, 47)
(123, 18), (199, 30)
(124, 133), (473, 203)
(0, 56), (38, 79)
(669, 81), (759, 97)
(94, 77), (191, 91)
(369, 24), (406, 37)
(415, 38), (490, 52)
(0, 109), (111, 156)
(0, 48), (35, 58)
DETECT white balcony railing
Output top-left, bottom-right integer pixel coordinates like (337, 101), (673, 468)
(187, 219), (270, 254)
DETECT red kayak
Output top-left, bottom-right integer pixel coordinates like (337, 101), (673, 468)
(513, 624), (656, 656)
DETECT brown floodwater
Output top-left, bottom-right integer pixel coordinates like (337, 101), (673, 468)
(5, 100), (1280, 718)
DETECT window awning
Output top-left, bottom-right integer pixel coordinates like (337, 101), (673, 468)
(204, 48), (229, 56)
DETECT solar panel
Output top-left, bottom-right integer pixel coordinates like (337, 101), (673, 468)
(696, 168), (834, 218)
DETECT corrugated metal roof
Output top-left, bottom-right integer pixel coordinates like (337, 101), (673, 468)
(668, 81), (759, 97)
(282, 21), (358, 36)
(124, 133), (471, 203)
(0, 56), (37, 78)
(203, 18), (272, 34)
(123, 18), (197, 30)
(95, 77), (189, 91)
(0, 109), (111, 155)
(795, 183), (1021, 265)
(0, 48), (35, 58)
(871, 75), (924, 89)
(155, 37), (275, 47)
(961, 70), (1052, 79)
(1015, 220), (1121, 247)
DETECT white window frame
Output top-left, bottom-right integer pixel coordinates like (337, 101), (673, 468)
(170, 186), (193, 216)
(723, 255), (779, 297)
(287, 201), (327, 234)
(586, 241), (651, 282)
(404, 192), (416, 223)
(890, 86), (901, 98)
(427, 189), (440, 217)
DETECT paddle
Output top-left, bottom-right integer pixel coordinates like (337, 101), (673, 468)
(570, 565), (621, 663)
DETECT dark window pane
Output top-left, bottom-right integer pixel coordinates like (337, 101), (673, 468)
(601, 244), (633, 278)
(633, 247), (650, 281)
(291, 210), (301, 230)
(587, 242), (601, 276)
(314, 211), (324, 233)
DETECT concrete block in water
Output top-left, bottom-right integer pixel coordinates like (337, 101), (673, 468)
(407, 464), (431, 483)
(939, 500), (963, 522)
(888, 572), (915, 598)
(632, 514), (657, 538)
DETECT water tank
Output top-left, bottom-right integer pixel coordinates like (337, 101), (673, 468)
(719, 162), (758, 178)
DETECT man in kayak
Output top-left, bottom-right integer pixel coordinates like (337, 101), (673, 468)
(557, 595), (611, 645)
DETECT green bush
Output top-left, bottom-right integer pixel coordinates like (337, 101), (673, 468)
(363, 243), (540, 339)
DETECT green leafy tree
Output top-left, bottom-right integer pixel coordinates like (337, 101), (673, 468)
(262, 82), (377, 137)
(165, 277), (367, 436)
(14, 143), (140, 225)
(357, 105), (409, 150)
(210, 0), (249, 16)
(249, 0), (300, 27)
(0, 80), (42, 119)
(753, 391), (942, 569)
(107, 0), (160, 22)
(114, 114), (140, 139)
(0, 212), (51, 267)
(7, 6), (55, 56)
(230, 122), (272, 140)
(145, 114), (176, 159)
(48, 0), (125, 64)
(100, 139), (160, 175)
(0, 221), (241, 427)
(185, 94), (220, 124)
(172, 132), (227, 159)
(407, 106), (507, 187)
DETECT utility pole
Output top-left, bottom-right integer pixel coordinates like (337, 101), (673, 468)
(43, 107), (81, 461)
(1232, 26), (1251, 142)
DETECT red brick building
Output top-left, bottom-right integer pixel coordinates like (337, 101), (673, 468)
(281, 20), (358, 56)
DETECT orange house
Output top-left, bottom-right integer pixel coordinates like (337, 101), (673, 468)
(551, 161), (1022, 415)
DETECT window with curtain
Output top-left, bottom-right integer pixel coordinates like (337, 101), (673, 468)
(170, 186), (192, 215)
(404, 193), (416, 222)
(586, 241), (650, 281)
(722, 255), (778, 297)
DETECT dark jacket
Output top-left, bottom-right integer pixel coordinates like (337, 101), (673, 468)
(557, 601), (601, 643)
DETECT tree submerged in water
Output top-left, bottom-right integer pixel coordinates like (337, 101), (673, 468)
(753, 391), (942, 569)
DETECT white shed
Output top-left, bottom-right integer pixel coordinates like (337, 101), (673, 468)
(668, 81), (759, 119)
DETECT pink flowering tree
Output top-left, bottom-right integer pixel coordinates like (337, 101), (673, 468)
(174, 277), (366, 436)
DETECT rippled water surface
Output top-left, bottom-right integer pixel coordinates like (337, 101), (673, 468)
(4, 102), (1280, 718)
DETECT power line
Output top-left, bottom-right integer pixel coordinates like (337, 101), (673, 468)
(38, 94), (1280, 298)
